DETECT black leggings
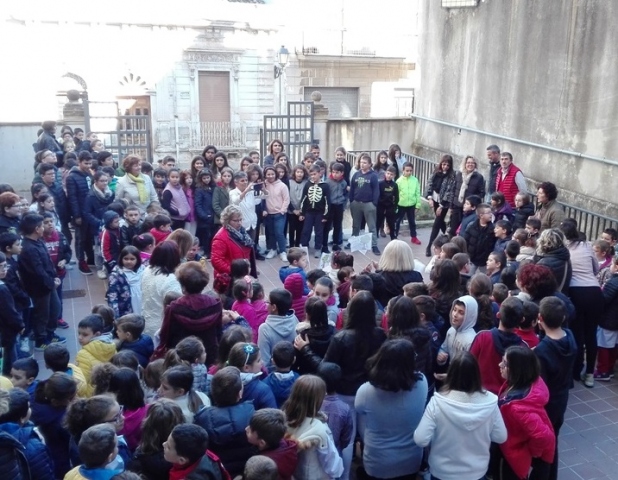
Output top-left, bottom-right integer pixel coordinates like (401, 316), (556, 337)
(569, 286), (604, 376)
(428, 202), (449, 249)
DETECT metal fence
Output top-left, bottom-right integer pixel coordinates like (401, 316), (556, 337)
(194, 122), (246, 149)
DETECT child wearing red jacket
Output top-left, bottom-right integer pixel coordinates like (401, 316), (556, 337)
(42, 213), (71, 329)
(100, 211), (121, 274)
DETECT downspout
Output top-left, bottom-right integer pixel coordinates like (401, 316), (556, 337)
(174, 116), (180, 160)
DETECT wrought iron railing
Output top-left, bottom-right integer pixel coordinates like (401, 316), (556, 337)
(194, 122), (246, 149)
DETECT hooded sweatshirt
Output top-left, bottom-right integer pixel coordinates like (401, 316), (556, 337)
(76, 332), (117, 395)
(414, 390), (507, 480)
(438, 295), (478, 361)
(261, 439), (299, 480)
(258, 310), (299, 368)
(283, 273), (308, 321)
(264, 178), (290, 215)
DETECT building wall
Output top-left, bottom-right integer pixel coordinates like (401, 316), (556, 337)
(415, 1), (618, 216)
(0, 123), (42, 192)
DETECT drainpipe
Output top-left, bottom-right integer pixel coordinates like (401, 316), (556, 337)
(174, 115), (180, 160)
(410, 113), (618, 167)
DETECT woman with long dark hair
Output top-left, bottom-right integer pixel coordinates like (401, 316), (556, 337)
(450, 155), (485, 235)
(425, 154), (457, 256)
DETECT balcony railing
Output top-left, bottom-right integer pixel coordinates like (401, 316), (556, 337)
(193, 122), (247, 149)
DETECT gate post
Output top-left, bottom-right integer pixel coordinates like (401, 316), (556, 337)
(310, 91), (329, 153)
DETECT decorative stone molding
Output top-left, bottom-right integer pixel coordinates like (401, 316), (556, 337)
(183, 51), (240, 63)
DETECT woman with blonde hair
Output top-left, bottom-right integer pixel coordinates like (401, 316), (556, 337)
(167, 228), (194, 261)
(532, 228), (572, 295)
(115, 155), (159, 216)
(450, 155), (485, 235)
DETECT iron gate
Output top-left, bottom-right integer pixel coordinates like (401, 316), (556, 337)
(262, 101), (314, 165)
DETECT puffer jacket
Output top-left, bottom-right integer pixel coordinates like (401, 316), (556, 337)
(194, 402), (257, 477)
(0, 214), (20, 235)
(0, 431), (29, 480)
(512, 202), (535, 230)
(36, 131), (63, 157)
(533, 246), (572, 295)
(279, 266), (310, 296)
(600, 274), (618, 331)
(0, 422), (54, 480)
(241, 374), (277, 409)
(452, 170), (485, 208)
(211, 227), (257, 278)
(128, 448), (172, 480)
(463, 219), (496, 267)
(264, 370), (300, 407)
(84, 187), (115, 237)
(284, 273), (308, 321)
(535, 200), (565, 231)
(195, 186), (216, 226)
(30, 398), (71, 478)
(65, 166), (93, 221)
(35, 172), (70, 224)
(118, 334), (155, 368)
(76, 333), (117, 395)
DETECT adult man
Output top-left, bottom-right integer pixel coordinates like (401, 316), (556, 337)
(35, 121), (63, 163)
(486, 144), (501, 199)
(36, 163), (71, 245)
(495, 152), (527, 208)
(66, 151), (94, 274)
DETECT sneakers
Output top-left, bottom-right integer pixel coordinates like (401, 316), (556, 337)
(280, 252), (289, 263)
(19, 337), (30, 354)
(594, 371), (612, 382)
(255, 253), (266, 261)
(34, 341), (49, 351)
(265, 249), (277, 259)
(332, 244), (341, 251)
(79, 261), (93, 275)
(97, 269), (108, 279)
(411, 237), (422, 245)
(581, 373), (594, 388)
(372, 246), (381, 256)
(50, 333), (67, 344)
(314, 250), (321, 258)
(379, 229), (386, 238)
(344, 243), (351, 250)
(57, 319), (70, 329)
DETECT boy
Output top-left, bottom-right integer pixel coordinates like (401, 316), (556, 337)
(525, 217), (541, 239)
(66, 151), (94, 274)
(243, 456), (278, 480)
(300, 165), (331, 258)
(64, 424), (122, 479)
(462, 203), (496, 273)
(17, 213), (65, 350)
(306, 268), (327, 292)
(149, 213), (172, 244)
(493, 219), (512, 253)
(76, 314), (116, 396)
(0, 250), (25, 374)
(412, 295), (445, 353)
(314, 159), (327, 182)
(316, 362), (353, 456)
(258, 289), (299, 369)
(337, 266), (354, 309)
(279, 247), (310, 294)
(470, 296), (526, 394)
(302, 152), (315, 170)
(457, 194), (482, 236)
(311, 143), (323, 162)
(436, 295), (478, 376)
(263, 342), (299, 407)
(514, 301), (540, 347)
(601, 227), (618, 248)
(43, 343), (88, 397)
(152, 168), (168, 202)
(395, 161), (421, 244)
(326, 162), (348, 251)
(505, 240), (520, 271)
(140, 161), (153, 178)
(120, 205), (143, 249)
(10, 358), (39, 395)
(246, 408), (298, 480)
(164, 423), (230, 479)
(162, 155), (176, 170)
(534, 296), (577, 480)
(346, 153), (380, 256)
(101, 211), (121, 275)
(377, 166), (399, 241)
(42, 212), (71, 328)
(0, 388), (55, 480)
(491, 283), (509, 306)
(115, 314), (154, 368)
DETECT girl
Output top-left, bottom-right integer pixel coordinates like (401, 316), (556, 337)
(288, 164), (308, 248)
(428, 259), (463, 333)
(491, 191), (514, 223)
(275, 163), (290, 189)
(213, 166), (234, 226)
(495, 346), (555, 480)
(388, 143), (404, 177)
(143, 358), (165, 403)
(328, 250), (353, 288)
(595, 256), (618, 380)
(106, 246), (145, 317)
(468, 273), (499, 332)
(334, 145), (352, 184)
(247, 164), (265, 254)
(275, 151), (292, 172)
(194, 168), (216, 258)
(129, 399), (185, 480)
(486, 250), (507, 285)
(424, 233), (450, 274)
(212, 151), (230, 183)
(263, 165), (290, 262)
(513, 228), (537, 265)
(227, 343), (276, 409)
(283, 375), (344, 480)
(209, 325), (253, 375)
(132, 232), (155, 266)
(108, 367), (148, 452)
(313, 276), (338, 326)
(190, 155), (205, 180)
(163, 336), (210, 394)
(294, 297), (334, 375)
(240, 156), (253, 172)
(179, 169), (197, 236)
(372, 149), (389, 181)
(593, 239), (612, 270)
(29, 183), (48, 212)
(161, 168), (190, 230)
(157, 365), (211, 423)
(425, 154), (457, 257)
(37, 192), (61, 231)
(231, 277), (259, 341)
(414, 352), (507, 480)
(222, 258), (251, 309)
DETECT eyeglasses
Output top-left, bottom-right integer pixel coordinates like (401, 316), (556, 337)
(243, 344), (256, 365)
(105, 405), (124, 424)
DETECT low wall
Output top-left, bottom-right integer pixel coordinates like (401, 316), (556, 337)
(0, 123), (41, 192)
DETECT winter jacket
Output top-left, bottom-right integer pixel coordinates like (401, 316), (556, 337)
(425, 171), (447, 201)
(258, 311), (299, 369)
(264, 179), (290, 215)
(100, 212), (121, 270)
(18, 236), (57, 297)
(39, 173), (70, 224)
(169, 451), (227, 480)
(458, 209), (477, 236)
(261, 439), (299, 480)
(295, 325), (335, 375)
(115, 173), (159, 215)
(106, 266), (133, 318)
(120, 222), (142, 249)
(231, 300), (259, 341)
(470, 328), (526, 394)
(512, 202), (535, 230)
(120, 405), (149, 452)
(118, 335), (154, 369)
(498, 378), (556, 479)
(283, 272), (308, 320)
(301, 181), (330, 218)
(321, 394), (353, 454)
(326, 176), (348, 206)
(0, 422), (54, 480)
(601, 274), (618, 330)
(288, 417), (343, 480)
(195, 186), (216, 226)
(64, 465), (123, 480)
(533, 246), (572, 294)
(488, 161), (501, 195)
(414, 390), (507, 480)
(452, 171), (485, 208)
(128, 448), (172, 480)
(83, 188), (115, 237)
(141, 267), (182, 336)
(535, 200), (565, 231)
(162, 183), (191, 221)
(43, 229), (72, 278)
(37, 131), (63, 157)
(264, 370), (299, 407)
(239, 373), (276, 410)
(494, 202), (514, 223)
(2, 257), (29, 312)
(495, 163), (524, 207)
(0, 431), (30, 480)
(76, 333), (117, 396)
(212, 186), (231, 225)
(396, 174), (421, 208)
(211, 227), (256, 279)
(0, 282), (24, 336)
(463, 219), (496, 267)
(0, 214), (20, 235)
(377, 179), (398, 210)
(374, 270), (423, 309)
(65, 166), (93, 221)
(194, 401), (256, 477)
(349, 170), (379, 206)
(280, 266), (310, 296)
(30, 400), (71, 478)
(65, 363), (89, 398)
(438, 296), (478, 362)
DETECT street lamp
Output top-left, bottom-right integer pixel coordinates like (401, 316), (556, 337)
(274, 45), (289, 78)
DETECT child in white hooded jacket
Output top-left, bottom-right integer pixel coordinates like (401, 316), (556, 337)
(436, 295), (478, 372)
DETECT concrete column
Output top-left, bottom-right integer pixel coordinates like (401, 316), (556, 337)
(310, 91), (329, 150)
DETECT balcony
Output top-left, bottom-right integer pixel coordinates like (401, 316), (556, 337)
(192, 121), (247, 149)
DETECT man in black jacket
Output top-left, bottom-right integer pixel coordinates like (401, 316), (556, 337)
(66, 151), (94, 274)
(463, 203), (496, 273)
(35, 121), (63, 164)
(486, 144), (501, 199)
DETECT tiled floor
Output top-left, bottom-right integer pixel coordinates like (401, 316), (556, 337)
(37, 226), (618, 479)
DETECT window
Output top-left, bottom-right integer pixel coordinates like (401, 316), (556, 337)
(442, 0), (479, 7)
(198, 72), (230, 122)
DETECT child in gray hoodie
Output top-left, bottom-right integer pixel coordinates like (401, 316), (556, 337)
(257, 288), (299, 370)
(436, 295), (478, 378)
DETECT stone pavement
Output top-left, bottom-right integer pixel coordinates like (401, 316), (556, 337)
(37, 227), (618, 480)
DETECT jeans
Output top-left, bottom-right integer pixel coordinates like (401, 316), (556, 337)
(265, 213), (286, 253)
(301, 211), (326, 251)
(569, 286), (603, 376)
(327, 203), (345, 246)
(31, 289), (61, 343)
(1, 333), (18, 376)
(350, 201), (378, 247)
(75, 222), (94, 264)
(339, 394), (357, 480)
(396, 206), (417, 238)
(288, 212), (304, 247)
(197, 223), (217, 256)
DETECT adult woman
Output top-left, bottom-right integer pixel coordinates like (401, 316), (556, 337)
(213, 166), (234, 226)
(355, 339), (428, 479)
(322, 291), (387, 479)
(450, 155), (485, 235)
(167, 228), (194, 262)
(154, 262), (222, 365)
(262, 165), (290, 262)
(211, 205), (257, 293)
(141, 241), (182, 336)
(495, 346), (555, 480)
(115, 155), (159, 216)
(263, 138), (284, 166)
(534, 182), (565, 231)
(83, 171), (114, 242)
(560, 218), (604, 387)
(425, 154), (457, 256)
(414, 352), (507, 480)
(532, 228), (572, 295)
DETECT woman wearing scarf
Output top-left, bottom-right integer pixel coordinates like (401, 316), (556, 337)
(84, 170), (115, 278)
(449, 155), (485, 236)
(116, 155), (159, 216)
(211, 205), (257, 294)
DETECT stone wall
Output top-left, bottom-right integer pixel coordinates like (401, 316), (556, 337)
(0, 123), (42, 192)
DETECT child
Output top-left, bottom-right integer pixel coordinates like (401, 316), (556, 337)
(179, 169), (197, 235)
(513, 228), (536, 264)
(601, 228), (618, 248)
(490, 191), (513, 223)
(313, 276), (338, 326)
(326, 161), (348, 250)
(302, 152), (315, 170)
(373, 150), (390, 182)
(246, 408), (299, 480)
(424, 233), (450, 275)
(412, 295), (444, 356)
(232, 278), (259, 341)
(101, 210), (122, 275)
(115, 314), (154, 368)
(283, 375), (344, 480)
(470, 296), (526, 394)
(505, 240), (520, 271)
(283, 273), (308, 323)
(195, 168), (216, 258)
(164, 424), (230, 480)
(0, 251), (25, 375)
(258, 288), (299, 369)
(227, 342), (276, 409)
(142, 359), (165, 403)
(65, 424), (123, 478)
(243, 456), (279, 480)
(132, 232), (155, 266)
(336, 266), (354, 309)
(515, 301), (540, 347)
(485, 250), (506, 285)
(91, 304), (116, 335)
(10, 358), (39, 395)
(462, 203), (496, 273)
(263, 341), (300, 407)
(158, 365), (211, 423)
(275, 163), (290, 189)
(120, 205), (143, 249)
(222, 258), (251, 309)
(512, 192), (535, 230)
(152, 168), (167, 202)
(279, 247), (310, 294)
(595, 257), (618, 381)
(43, 343), (88, 398)
(149, 214), (172, 244)
(456, 194), (482, 236)
(300, 165), (331, 258)
(395, 161), (421, 244)
(164, 336), (210, 394)
(306, 268), (327, 292)
(491, 283), (509, 306)
(37, 193), (61, 231)
(316, 362), (353, 456)
(593, 239), (612, 270)
(162, 168), (190, 230)
(493, 219), (512, 253)
(440, 242), (461, 260)
(524, 217), (541, 239)
(377, 165), (399, 241)
(328, 249), (353, 289)
(76, 314), (117, 396)
(251, 281), (269, 329)
(42, 214), (71, 329)
(106, 246), (145, 318)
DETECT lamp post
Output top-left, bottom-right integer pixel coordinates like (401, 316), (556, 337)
(274, 45), (289, 114)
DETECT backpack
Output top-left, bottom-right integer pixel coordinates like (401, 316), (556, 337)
(205, 450), (232, 480)
(0, 431), (31, 480)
